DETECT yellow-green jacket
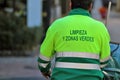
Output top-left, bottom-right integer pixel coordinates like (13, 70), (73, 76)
(38, 8), (110, 80)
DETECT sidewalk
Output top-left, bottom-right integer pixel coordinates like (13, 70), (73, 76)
(0, 56), (46, 80)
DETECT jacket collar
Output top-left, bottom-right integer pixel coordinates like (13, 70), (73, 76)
(68, 8), (91, 17)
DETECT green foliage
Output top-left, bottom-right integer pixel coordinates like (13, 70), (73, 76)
(0, 13), (43, 56)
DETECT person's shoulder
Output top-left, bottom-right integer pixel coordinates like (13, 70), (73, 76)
(48, 16), (68, 31)
(90, 18), (105, 27)
(50, 16), (70, 27)
(54, 16), (70, 23)
(88, 17), (109, 32)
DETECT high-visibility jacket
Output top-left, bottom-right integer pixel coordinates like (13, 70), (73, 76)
(38, 8), (110, 80)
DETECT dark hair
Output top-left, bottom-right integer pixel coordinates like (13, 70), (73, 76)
(71, 0), (93, 10)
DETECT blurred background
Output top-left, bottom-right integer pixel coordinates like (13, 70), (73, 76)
(0, 0), (120, 80)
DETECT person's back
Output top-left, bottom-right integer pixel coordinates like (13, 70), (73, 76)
(38, 0), (110, 80)
(49, 8), (109, 80)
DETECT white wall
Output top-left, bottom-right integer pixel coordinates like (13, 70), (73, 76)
(27, 0), (42, 27)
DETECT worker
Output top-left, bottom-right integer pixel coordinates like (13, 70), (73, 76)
(38, 0), (110, 80)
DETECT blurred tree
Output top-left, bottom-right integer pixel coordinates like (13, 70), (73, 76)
(42, 0), (51, 33)
(61, 0), (70, 16)
(0, 13), (41, 56)
(40, 0), (52, 44)
(0, 0), (7, 11)
(12, 0), (16, 13)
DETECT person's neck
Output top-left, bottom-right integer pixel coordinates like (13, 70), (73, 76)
(69, 8), (91, 17)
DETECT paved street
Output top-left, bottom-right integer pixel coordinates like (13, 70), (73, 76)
(0, 56), (46, 80)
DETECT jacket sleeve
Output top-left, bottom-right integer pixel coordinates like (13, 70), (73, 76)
(38, 25), (55, 73)
(100, 24), (111, 69)
(38, 54), (51, 73)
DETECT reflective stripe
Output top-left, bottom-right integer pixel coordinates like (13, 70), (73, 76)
(100, 64), (108, 68)
(39, 54), (50, 61)
(57, 52), (99, 59)
(100, 56), (110, 68)
(55, 62), (100, 70)
(38, 62), (48, 68)
(100, 56), (110, 63)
